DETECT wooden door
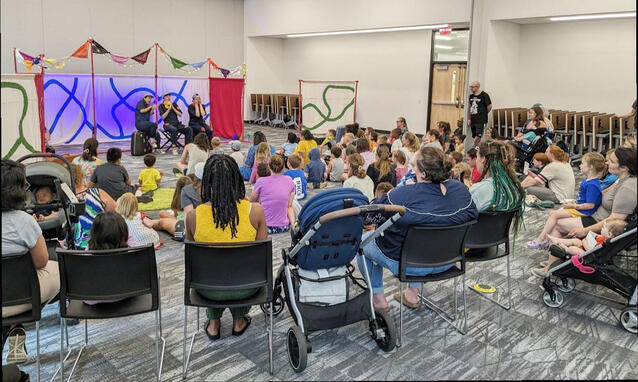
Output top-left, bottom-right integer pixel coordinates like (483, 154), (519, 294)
(429, 63), (467, 133)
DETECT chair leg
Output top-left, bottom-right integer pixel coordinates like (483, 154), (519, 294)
(155, 310), (165, 382)
(467, 254), (512, 311)
(399, 282), (403, 348)
(36, 321), (40, 382)
(419, 278), (467, 335)
(268, 302), (273, 375)
(59, 318), (64, 382)
(52, 319), (72, 382)
(66, 320), (88, 381)
(183, 306), (197, 380)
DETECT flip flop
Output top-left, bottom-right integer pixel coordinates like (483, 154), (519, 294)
(393, 292), (420, 309)
(231, 316), (252, 336)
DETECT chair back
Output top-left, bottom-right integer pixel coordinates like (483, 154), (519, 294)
(465, 209), (518, 249)
(56, 244), (159, 316)
(399, 221), (476, 275)
(1, 252), (41, 322)
(184, 239), (273, 304)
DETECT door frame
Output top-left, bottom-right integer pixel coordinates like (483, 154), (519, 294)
(426, 27), (470, 131)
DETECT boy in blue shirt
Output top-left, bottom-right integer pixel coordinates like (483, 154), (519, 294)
(284, 153), (308, 201)
(305, 147), (326, 188)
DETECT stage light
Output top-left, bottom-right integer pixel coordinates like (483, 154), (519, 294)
(287, 24), (449, 38)
(549, 12), (635, 22)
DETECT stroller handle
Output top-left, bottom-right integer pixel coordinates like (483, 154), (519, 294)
(318, 204), (406, 224)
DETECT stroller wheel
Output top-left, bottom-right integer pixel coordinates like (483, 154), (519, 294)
(260, 295), (285, 317)
(619, 307), (638, 334)
(286, 325), (308, 373)
(556, 277), (575, 293)
(371, 309), (397, 352)
(542, 290), (564, 308)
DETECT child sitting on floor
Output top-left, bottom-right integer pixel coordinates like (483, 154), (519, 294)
(281, 132), (299, 167)
(305, 147), (326, 188)
(548, 219), (627, 255)
(249, 142), (271, 184)
(137, 154), (163, 195)
(210, 137), (224, 155)
(527, 152), (606, 249)
(284, 154), (307, 201)
(393, 150), (408, 183)
(32, 186), (60, 221)
(229, 140), (244, 168)
(453, 134), (465, 156)
(325, 146), (345, 182)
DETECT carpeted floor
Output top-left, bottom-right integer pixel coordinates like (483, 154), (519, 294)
(5, 124), (637, 381)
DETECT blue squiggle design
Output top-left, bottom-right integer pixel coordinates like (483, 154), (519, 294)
(45, 76), (211, 144)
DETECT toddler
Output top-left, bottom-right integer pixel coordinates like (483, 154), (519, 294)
(453, 135), (465, 155)
(210, 137), (224, 155)
(229, 140), (244, 168)
(453, 162), (473, 188)
(363, 182), (394, 230)
(320, 129), (337, 152)
(528, 152), (606, 249)
(138, 154), (163, 194)
(325, 146), (345, 182)
(249, 142), (271, 184)
(282, 132), (299, 167)
(32, 186), (60, 221)
(257, 162), (271, 178)
(547, 219), (627, 255)
(305, 147), (326, 188)
(284, 154), (308, 200)
(393, 150), (408, 182)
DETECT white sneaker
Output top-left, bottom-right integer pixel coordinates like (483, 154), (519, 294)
(148, 138), (157, 149)
(172, 147), (178, 155)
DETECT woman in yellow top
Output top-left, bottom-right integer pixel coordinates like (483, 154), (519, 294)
(293, 129), (318, 166)
(185, 154), (268, 341)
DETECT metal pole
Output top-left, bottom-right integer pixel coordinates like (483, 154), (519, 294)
(353, 80), (359, 124)
(13, 48), (18, 73)
(297, 80), (302, 137)
(462, 0), (475, 145)
(89, 38), (98, 138)
(154, 43), (159, 123)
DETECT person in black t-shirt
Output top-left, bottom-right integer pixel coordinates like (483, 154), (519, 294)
(188, 93), (212, 141)
(135, 94), (162, 152)
(467, 81), (492, 145)
(160, 93), (193, 154)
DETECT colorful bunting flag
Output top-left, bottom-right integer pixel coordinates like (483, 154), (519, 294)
(108, 53), (129, 65)
(17, 49), (35, 62)
(44, 57), (69, 69)
(130, 48), (151, 64)
(219, 67), (230, 78)
(169, 56), (188, 69)
(71, 41), (90, 58)
(208, 58), (219, 70)
(190, 60), (207, 70)
(241, 63), (246, 77)
(91, 40), (109, 54)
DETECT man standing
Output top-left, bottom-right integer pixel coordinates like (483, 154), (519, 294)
(467, 81), (492, 146)
(135, 94), (162, 153)
(160, 93), (193, 155)
(188, 93), (212, 141)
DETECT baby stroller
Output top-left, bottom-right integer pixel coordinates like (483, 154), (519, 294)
(511, 134), (551, 174)
(540, 214), (637, 334)
(17, 153), (85, 251)
(262, 188), (404, 372)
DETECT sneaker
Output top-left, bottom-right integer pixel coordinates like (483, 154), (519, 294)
(6, 326), (28, 364)
(142, 189), (154, 198)
(137, 195), (153, 204)
(531, 266), (547, 278)
(172, 147), (179, 155)
(526, 239), (549, 250)
(155, 148), (165, 154)
(148, 138), (157, 149)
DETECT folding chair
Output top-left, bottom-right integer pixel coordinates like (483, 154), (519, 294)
(394, 220), (476, 346)
(56, 244), (164, 382)
(182, 239), (274, 379)
(159, 123), (185, 151)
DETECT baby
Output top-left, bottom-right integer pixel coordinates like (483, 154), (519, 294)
(363, 182), (394, 230)
(547, 219), (627, 255)
(33, 186), (59, 221)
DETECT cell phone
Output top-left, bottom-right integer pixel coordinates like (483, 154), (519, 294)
(523, 161), (529, 175)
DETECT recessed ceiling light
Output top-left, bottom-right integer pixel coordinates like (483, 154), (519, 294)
(435, 35), (452, 41)
(549, 12), (635, 21)
(287, 24), (449, 38)
(434, 45), (454, 50)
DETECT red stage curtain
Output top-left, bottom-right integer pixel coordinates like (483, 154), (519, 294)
(209, 78), (244, 139)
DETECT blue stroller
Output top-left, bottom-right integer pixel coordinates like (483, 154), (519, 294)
(262, 188), (405, 372)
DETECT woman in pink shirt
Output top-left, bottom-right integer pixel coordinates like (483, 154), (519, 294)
(249, 155), (295, 234)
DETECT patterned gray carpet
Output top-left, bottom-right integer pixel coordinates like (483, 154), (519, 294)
(5, 124), (637, 381)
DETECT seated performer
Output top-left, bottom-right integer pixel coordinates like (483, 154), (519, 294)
(188, 94), (212, 141)
(135, 94), (162, 152)
(160, 93), (193, 154)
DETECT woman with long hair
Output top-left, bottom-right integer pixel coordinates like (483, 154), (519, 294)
(366, 145), (396, 188)
(174, 132), (211, 176)
(400, 132), (420, 169)
(343, 153), (375, 200)
(249, 155), (295, 234)
(72, 138), (103, 184)
(185, 154), (267, 340)
(513, 106), (547, 143)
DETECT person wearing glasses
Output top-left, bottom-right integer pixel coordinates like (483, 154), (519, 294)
(396, 117), (408, 134)
(467, 81), (492, 146)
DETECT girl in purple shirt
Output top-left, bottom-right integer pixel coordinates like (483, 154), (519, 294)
(249, 155), (295, 234)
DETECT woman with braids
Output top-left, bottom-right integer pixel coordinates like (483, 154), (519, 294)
(469, 140), (525, 212)
(366, 145), (396, 189)
(185, 154), (267, 340)
(357, 147), (478, 311)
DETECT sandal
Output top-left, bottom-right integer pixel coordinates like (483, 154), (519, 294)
(393, 292), (420, 309)
(231, 316), (252, 336)
(204, 319), (220, 341)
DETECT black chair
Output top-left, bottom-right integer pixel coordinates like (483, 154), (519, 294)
(183, 239), (273, 378)
(2, 252), (42, 382)
(395, 221), (476, 345)
(56, 244), (164, 382)
(465, 209), (519, 311)
(159, 123), (184, 151)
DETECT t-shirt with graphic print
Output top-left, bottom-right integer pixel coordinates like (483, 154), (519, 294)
(468, 91), (492, 124)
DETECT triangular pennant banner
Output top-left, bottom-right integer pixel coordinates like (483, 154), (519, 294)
(32, 56), (41, 65)
(24, 60), (33, 73)
(44, 58), (68, 69)
(91, 40), (109, 54)
(71, 41), (90, 58)
(190, 60), (207, 70)
(219, 67), (230, 78)
(241, 63), (246, 77)
(169, 56), (188, 69)
(208, 58), (219, 70)
(18, 49), (35, 62)
(130, 48), (151, 64)
(109, 53), (129, 65)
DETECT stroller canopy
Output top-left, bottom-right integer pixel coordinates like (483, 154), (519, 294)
(297, 188), (370, 232)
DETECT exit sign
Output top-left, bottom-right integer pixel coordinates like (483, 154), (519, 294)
(440, 26), (452, 35)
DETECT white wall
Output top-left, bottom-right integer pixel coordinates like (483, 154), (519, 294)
(517, 18), (636, 114)
(483, 21), (521, 109)
(280, 30), (432, 134)
(1, 0), (244, 76)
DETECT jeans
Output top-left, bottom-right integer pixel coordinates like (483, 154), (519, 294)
(197, 288), (258, 320)
(164, 122), (193, 146)
(135, 121), (160, 144)
(189, 122), (212, 140)
(357, 231), (454, 294)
